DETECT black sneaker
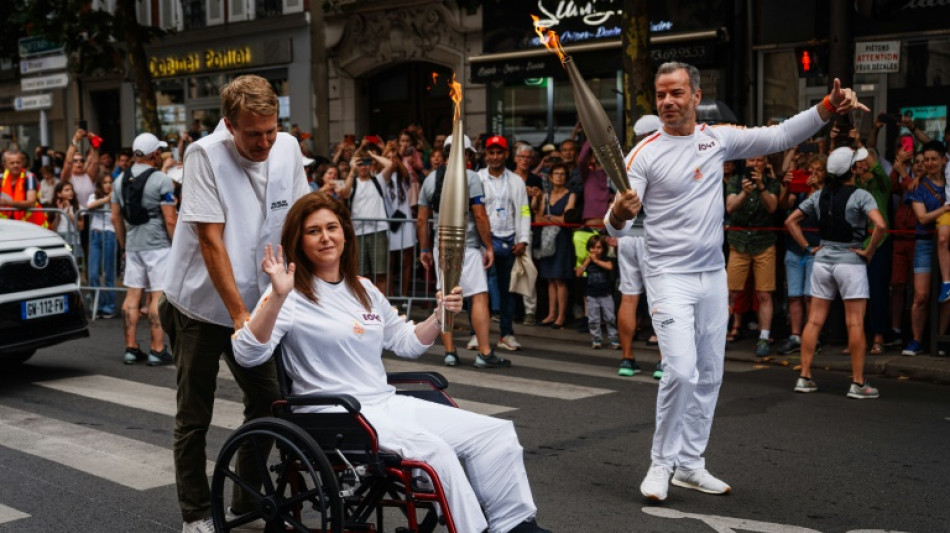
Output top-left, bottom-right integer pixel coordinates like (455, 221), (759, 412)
(473, 351), (511, 368)
(123, 346), (147, 365)
(147, 346), (174, 366)
(777, 337), (801, 355)
(508, 519), (552, 533)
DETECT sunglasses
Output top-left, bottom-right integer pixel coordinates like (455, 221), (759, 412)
(73, 158), (85, 163)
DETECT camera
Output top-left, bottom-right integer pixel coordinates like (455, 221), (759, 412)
(798, 142), (818, 154)
(359, 157), (373, 166)
(78, 119), (88, 131)
(89, 134), (103, 149)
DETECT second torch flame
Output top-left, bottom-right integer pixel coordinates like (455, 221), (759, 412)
(437, 73), (468, 332)
(531, 15), (630, 193)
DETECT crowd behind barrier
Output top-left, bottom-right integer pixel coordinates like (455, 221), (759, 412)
(3, 112), (949, 358)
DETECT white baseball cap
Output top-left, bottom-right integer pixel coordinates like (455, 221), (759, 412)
(826, 146), (868, 176)
(634, 115), (662, 136)
(132, 133), (168, 156)
(444, 134), (474, 152)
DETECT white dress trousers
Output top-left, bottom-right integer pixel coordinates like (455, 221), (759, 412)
(363, 394), (537, 533)
(644, 269), (729, 471)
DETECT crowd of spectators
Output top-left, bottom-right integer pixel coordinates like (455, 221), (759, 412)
(2, 109), (948, 358)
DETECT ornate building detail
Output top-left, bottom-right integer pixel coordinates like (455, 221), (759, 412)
(334, 1), (466, 75)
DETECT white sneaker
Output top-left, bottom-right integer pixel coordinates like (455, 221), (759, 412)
(672, 468), (731, 494)
(182, 517), (215, 533)
(497, 334), (522, 351)
(640, 463), (672, 501)
(466, 335), (479, 350)
(794, 377), (817, 393)
(225, 507), (265, 531)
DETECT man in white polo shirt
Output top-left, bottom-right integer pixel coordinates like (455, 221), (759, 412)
(606, 62), (866, 502)
(158, 75), (310, 533)
(112, 132), (177, 366)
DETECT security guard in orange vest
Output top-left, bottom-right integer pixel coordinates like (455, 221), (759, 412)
(0, 149), (47, 227)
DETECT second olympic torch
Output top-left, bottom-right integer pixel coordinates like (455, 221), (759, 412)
(533, 17), (630, 193)
(436, 77), (468, 333)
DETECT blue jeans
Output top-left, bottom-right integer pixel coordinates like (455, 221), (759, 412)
(88, 230), (117, 313)
(491, 235), (517, 337)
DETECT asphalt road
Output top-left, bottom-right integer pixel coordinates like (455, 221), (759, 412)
(0, 317), (947, 532)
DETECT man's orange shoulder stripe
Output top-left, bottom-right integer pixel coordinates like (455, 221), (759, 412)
(626, 132), (662, 171)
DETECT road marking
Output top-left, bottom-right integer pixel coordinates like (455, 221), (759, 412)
(190, 366), (519, 417)
(384, 359), (615, 400)
(0, 504), (29, 525)
(35, 375), (245, 430)
(451, 399), (515, 415)
(0, 405), (211, 490)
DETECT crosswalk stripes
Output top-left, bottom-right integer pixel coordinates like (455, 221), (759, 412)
(0, 404), (212, 490)
(172, 363), (521, 417)
(35, 374), (245, 429)
(0, 503), (29, 525)
(383, 358), (616, 399)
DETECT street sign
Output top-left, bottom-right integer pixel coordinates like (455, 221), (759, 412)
(18, 37), (64, 58)
(20, 54), (68, 75)
(14, 94), (53, 111)
(855, 41), (900, 74)
(20, 73), (69, 92)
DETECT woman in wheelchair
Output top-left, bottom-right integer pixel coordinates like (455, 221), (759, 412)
(232, 193), (551, 533)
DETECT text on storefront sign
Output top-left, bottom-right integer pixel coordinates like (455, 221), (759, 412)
(149, 46), (253, 78)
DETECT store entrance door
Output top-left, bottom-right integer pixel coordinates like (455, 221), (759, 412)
(368, 62), (453, 142)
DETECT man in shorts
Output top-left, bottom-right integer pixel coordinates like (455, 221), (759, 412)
(111, 132), (177, 365)
(725, 155), (781, 357)
(786, 146), (886, 398)
(418, 134), (510, 369)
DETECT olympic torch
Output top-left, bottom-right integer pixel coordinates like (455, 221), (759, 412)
(532, 16), (630, 193)
(436, 76), (468, 333)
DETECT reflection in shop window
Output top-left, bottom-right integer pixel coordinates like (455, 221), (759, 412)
(497, 75), (620, 147)
(762, 50), (800, 123)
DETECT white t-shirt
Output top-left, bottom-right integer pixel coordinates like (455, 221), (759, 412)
(70, 173), (95, 209)
(180, 141), (309, 224)
(86, 193), (115, 232)
(351, 175), (389, 236)
(607, 107), (826, 276)
(232, 277), (430, 410)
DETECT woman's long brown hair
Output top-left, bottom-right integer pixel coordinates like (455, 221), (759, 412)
(281, 192), (372, 311)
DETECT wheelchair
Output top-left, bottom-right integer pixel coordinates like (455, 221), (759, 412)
(210, 346), (460, 533)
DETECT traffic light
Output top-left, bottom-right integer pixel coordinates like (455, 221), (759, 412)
(795, 46), (826, 78)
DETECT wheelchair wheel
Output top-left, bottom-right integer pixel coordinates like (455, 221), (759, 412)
(211, 417), (344, 533)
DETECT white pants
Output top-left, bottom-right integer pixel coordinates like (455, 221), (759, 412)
(644, 270), (728, 471)
(363, 394), (537, 533)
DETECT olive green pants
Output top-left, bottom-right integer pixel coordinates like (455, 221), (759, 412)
(158, 295), (280, 523)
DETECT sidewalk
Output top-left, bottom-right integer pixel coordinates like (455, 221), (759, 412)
(436, 312), (950, 385)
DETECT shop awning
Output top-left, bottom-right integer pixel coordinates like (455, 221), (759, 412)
(469, 28), (727, 83)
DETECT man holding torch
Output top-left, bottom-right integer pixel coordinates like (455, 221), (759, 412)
(418, 134), (511, 369)
(605, 62), (867, 501)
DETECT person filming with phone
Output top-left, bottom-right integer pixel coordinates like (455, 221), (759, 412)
(725, 155), (781, 358)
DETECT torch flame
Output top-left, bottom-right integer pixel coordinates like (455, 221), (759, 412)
(449, 73), (462, 122)
(531, 14), (567, 63)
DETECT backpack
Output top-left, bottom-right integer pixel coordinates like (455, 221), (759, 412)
(121, 167), (157, 225)
(430, 165), (448, 210)
(817, 185), (864, 243)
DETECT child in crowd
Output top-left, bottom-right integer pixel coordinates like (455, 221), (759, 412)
(575, 234), (619, 349)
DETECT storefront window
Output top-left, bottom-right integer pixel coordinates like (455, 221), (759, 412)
(762, 50), (800, 123)
(139, 68), (291, 142)
(887, 38), (950, 89)
(492, 73), (621, 147)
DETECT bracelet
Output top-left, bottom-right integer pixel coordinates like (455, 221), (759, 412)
(822, 96), (837, 112)
(432, 311), (442, 327)
(72, 140), (80, 147)
(421, 248), (431, 253)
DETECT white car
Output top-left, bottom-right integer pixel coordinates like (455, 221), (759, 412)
(0, 219), (89, 364)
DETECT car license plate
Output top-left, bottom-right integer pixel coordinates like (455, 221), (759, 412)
(22, 295), (69, 320)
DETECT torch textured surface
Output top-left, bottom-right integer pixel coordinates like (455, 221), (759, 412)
(563, 57), (630, 193)
(437, 119), (469, 332)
